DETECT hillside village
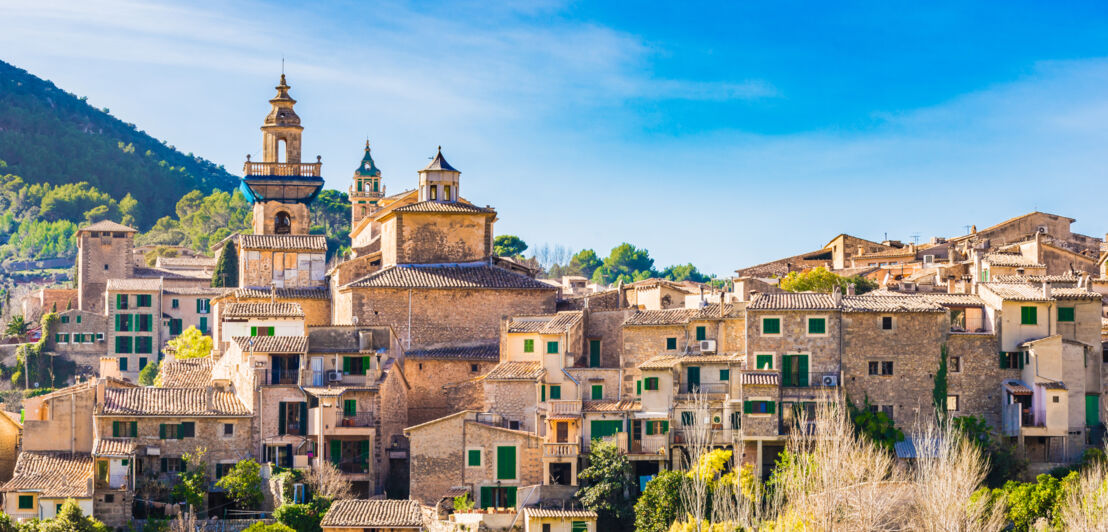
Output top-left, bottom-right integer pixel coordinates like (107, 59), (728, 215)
(4, 75), (1108, 531)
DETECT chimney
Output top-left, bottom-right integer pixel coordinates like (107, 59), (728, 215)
(971, 225), (977, 234)
(832, 285), (842, 306)
(719, 297), (725, 318)
(1042, 281), (1052, 299)
(206, 387), (215, 412)
(972, 250), (982, 287)
(846, 283), (856, 297)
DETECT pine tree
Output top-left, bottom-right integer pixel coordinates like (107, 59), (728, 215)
(211, 240), (238, 288)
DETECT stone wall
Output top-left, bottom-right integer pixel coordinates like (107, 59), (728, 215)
(385, 212), (492, 266)
(252, 201), (309, 236)
(239, 248), (326, 289)
(376, 360), (409, 493)
(77, 231), (134, 313)
(621, 324), (686, 399)
(406, 413), (466, 504)
(582, 309), (633, 369)
(482, 380), (538, 433)
(461, 422), (543, 506)
(404, 358), (491, 426)
(93, 488), (131, 529)
(746, 310), (841, 375)
(946, 333), (1007, 429)
(348, 287), (555, 348)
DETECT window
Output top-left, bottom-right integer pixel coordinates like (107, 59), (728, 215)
(138, 358), (148, 370)
(950, 356), (962, 373)
(342, 356), (368, 375)
(171, 299), (179, 309)
(755, 354), (773, 370)
(666, 337), (677, 350)
(111, 421), (138, 438)
(136, 294), (152, 307)
(470, 363), (479, 372)
(179, 422), (195, 438)
(1058, 307), (1075, 322)
(160, 457), (183, 473)
(782, 354), (809, 387)
(250, 326), (275, 337)
(138, 314), (153, 332)
(762, 317), (781, 335)
(807, 317), (826, 335)
(196, 299), (211, 314)
(116, 294), (129, 310)
(198, 317), (208, 333)
(881, 316), (893, 330)
(1020, 306), (1037, 325)
(644, 420), (669, 435)
(18, 495), (33, 509)
(444, 184), (452, 200)
(743, 401), (776, 415)
(571, 522), (587, 532)
(644, 377), (659, 391)
(1053, 395), (1060, 403)
(104, 494), (114, 503)
(681, 411), (694, 426)
(115, 314), (132, 332)
(135, 337), (153, 354)
(169, 319), (183, 336)
(523, 339), (534, 353)
(76, 315), (81, 324)
(223, 423), (234, 437)
(695, 326), (706, 341)
(116, 336), (133, 354)
(868, 361), (894, 375)
(60, 316), (69, 324)
(720, 369), (730, 381)
(1000, 351), (1024, 369)
(730, 412), (740, 429)
(591, 384), (603, 400)
(467, 448), (482, 467)
(159, 423), (193, 439)
(947, 395), (960, 411)
(636, 380), (641, 395)
(546, 341), (559, 354)
(429, 185), (438, 200)
(496, 446), (516, 480)
(589, 339), (601, 367)
(549, 385), (561, 400)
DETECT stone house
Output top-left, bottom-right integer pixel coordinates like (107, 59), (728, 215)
(91, 438), (136, 527)
(521, 508), (598, 532)
(21, 377), (137, 454)
(217, 287), (332, 327)
(76, 221), (137, 314)
(320, 498), (423, 532)
(0, 451), (94, 522)
(212, 302), (307, 354)
(46, 310), (109, 374)
(21, 288), (77, 321)
(0, 413), (21, 483)
(403, 344), (497, 426)
(404, 410), (542, 509)
(162, 287), (224, 340)
(106, 278), (163, 381)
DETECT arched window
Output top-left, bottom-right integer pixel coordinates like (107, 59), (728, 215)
(275, 211), (292, 234)
(429, 185), (438, 201)
(444, 185), (452, 201)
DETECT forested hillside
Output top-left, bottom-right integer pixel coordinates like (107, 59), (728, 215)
(0, 60), (238, 228)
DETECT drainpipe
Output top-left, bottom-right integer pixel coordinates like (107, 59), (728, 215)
(407, 289), (413, 349)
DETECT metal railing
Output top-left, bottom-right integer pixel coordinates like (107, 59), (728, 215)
(336, 460), (370, 474)
(632, 435), (668, 455)
(337, 411), (374, 428)
(243, 161), (322, 177)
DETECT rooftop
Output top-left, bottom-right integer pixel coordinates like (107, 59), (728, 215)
(392, 201), (494, 214)
(623, 304), (738, 326)
(346, 263), (556, 291)
(984, 253), (1044, 268)
(485, 361), (545, 381)
(523, 508), (599, 519)
(157, 357), (213, 388)
(79, 220), (137, 233)
(238, 234), (328, 251)
(507, 311), (583, 334)
(640, 353), (741, 370)
(93, 438), (136, 457)
(223, 302), (305, 319)
(1, 452), (93, 498)
(405, 343), (499, 361)
(232, 335), (308, 353)
(100, 387), (250, 417)
(841, 294), (945, 313)
(230, 287), (331, 300)
(748, 292), (837, 311)
(321, 499), (423, 529)
(106, 278), (162, 292)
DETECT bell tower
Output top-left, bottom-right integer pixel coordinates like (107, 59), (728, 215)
(418, 146), (460, 202)
(350, 140), (385, 227)
(240, 74), (324, 235)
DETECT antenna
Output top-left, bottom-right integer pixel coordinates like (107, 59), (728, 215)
(910, 233), (921, 245)
(963, 225), (971, 235)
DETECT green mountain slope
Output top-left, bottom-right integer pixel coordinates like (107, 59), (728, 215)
(0, 60), (238, 229)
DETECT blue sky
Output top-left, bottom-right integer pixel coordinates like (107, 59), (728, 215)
(4, 0), (1108, 276)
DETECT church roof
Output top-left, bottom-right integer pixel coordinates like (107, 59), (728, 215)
(391, 201), (494, 214)
(421, 146), (458, 172)
(345, 263), (557, 291)
(355, 140), (382, 177)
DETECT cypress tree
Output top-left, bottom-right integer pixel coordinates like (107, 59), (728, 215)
(933, 343), (949, 418)
(211, 241), (239, 288)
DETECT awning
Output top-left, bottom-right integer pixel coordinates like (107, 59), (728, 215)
(1003, 380), (1032, 396)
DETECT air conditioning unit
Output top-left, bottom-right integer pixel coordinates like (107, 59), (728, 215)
(821, 374), (839, 387)
(699, 340), (716, 353)
(327, 371), (343, 382)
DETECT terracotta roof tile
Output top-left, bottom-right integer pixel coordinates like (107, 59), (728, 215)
(981, 283), (1099, 302)
(223, 302), (304, 319)
(392, 201), (493, 214)
(508, 312), (583, 333)
(841, 295), (944, 313)
(163, 287), (231, 296)
(485, 361), (545, 381)
(79, 220), (137, 233)
(157, 357), (213, 388)
(321, 499), (423, 528)
(742, 371), (780, 386)
(524, 508), (599, 519)
(232, 336), (308, 353)
(133, 266), (209, 280)
(921, 293), (985, 306)
(984, 253), (1044, 268)
(106, 278), (162, 292)
(748, 293), (838, 310)
(1, 452), (93, 498)
(583, 400), (640, 412)
(993, 274), (1080, 284)
(238, 234), (328, 251)
(347, 264), (556, 290)
(156, 257), (217, 268)
(1052, 288), (1104, 301)
(93, 438), (136, 457)
(639, 353), (740, 370)
(623, 304), (737, 326)
(405, 344), (499, 361)
(100, 388), (250, 417)
(303, 387), (347, 397)
(231, 287), (331, 300)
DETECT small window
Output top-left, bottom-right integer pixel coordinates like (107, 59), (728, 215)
(467, 448), (482, 467)
(762, 317), (781, 335)
(807, 317), (826, 335)
(882, 361), (894, 375)
(644, 377), (659, 391)
(1020, 306), (1037, 325)
(104, 494), (114, 503)
(546, 341), (559, 354)
(76, 315), (81, 324)
(223, 423), (234, 437)
(60, 316), (69, 324)
(549, 385), (561, 400)
(681, 411), (695, 425)
(591, 384), (603, 400)
(470, 364), (479, 372)
(666, 337), (677, 350)
(744, 401), (775, 415)
(1053, 395), (1060, 404)
(947, 395), (960, 411)
(720, 369), (730, 381)
(1058, 307), (1075, 322)
(523, 339), (534, 353)
(881, 316), (893, 330)
(17, 495), (33, 509)
(171, 299), (179, 309)
(755, 354), (773, 370)
(695, 326), (706, 341)
(949, 356), (962, 373)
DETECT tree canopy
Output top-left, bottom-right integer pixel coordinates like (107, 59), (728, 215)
(493, 235), (528, 258)
(778, 267), (877, 294)
(165, 327), (212, 360)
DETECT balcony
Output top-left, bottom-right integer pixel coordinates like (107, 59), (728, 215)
(951, 316), (988, 334)
(243, 161), (322, 177)
(339, 411), (374, 428)
(631, 434), (668, 456)
(543, 442), (580, 458)
(336, 460), (370, 475)
(678, 382), (730, 397)
(548, 400), (582, 417)
(672, 429), (737, 445)
(307, 408), (375, 436)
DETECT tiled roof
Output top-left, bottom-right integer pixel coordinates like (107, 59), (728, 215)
(231, 287), (331, 300)
(106, 278), (162, 291)
(1052, 288), (1104, 301)
(158, 357), (213, 388)
(303, 387), (347, 397)
(640, 354), (740, 370)
(524, 508), (599, 519)
(841, 295), (944, 313)
(79, 220), (136, 233)
(347, 264), (556, 291)
(232, 336), (308, 353)
(993, 274), (1080, 284)
(156, 256), (217, 268)
(93, 438), (136, 457)
(405, 344), (499, 361)
(485, 361), (545, 381)
(748, 293), (837, 310)
(980, 283), (1051, 302)
(1003, 380), (1033, 396)
(223, 302), (305, 319)
(984, 253), (1044, 268)
(742, 371), (780, 386)
(133, 266), (209, 280)
(508, 312), (583, 333)
(238, 234), (328, 251)
(853, 248), (915, 259)
(921, 293), (985, 306)
(392, 201), (494, 214)
(1042, 380), (1068, 390)
(163, 287), (231, 296)
(1, 452), (93, 498)
(583, 400), (640, 412)
(623, 304), (737, 326)
(100, 388), (250, 417)
(321, 499), (423, 529)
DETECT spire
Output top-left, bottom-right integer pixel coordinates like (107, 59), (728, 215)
(422, 145), (458, 172)
(355, 140), (382, 177)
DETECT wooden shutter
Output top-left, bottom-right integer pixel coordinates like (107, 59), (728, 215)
(359, 440), (370, 467)
(782, 355), (793, 386)
(250, 326), (257, 336)
(300, 403), (308, 434)
(636, 380), (641, 395)
(496, 446), (516, 480)
(592, 385), (602, 400)
(540, 385), (545, 402)
(159, 424), (166, 439)
(505, 486), (517, 508)
(660, 420), (669, 433)
(720, 369), (730, 381)
(278, 402), (287, 435)
(362, 356), (371, 374)
(480, 486), (493, 509)
(468, 449), (481, 466)
(550, 386), (561, 400)
(343, 357), (352, 374)
(130, 421), (138, 437)
(330, 440), (342, 465)
(696, 326), (706, 341)
(160, 458), (168, 472)
(645, 421), (654, 435)
(181, 422), (194, 438)
(743, 401), (753, 414)
(589, 340), (601, 367)
(798, 355), (809, 387)
(767, 402), (776, 414)
(344, 399), (357, 417)
(112, 421), (120, 437)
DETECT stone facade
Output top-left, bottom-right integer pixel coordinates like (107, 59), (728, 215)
(238, 246), (327, 290)
(404, 358), (491, 426)
(379, 211), (493, 267)
(252, 201), (310, 236)
(76, 223), (136, 313)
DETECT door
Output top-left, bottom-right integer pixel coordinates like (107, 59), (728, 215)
(687, 366), (700, 392)
(311, 357), (324, 386)
(556, 422), (568, 443)
(1087, 395), (1101, 427)
(589, 340), (601, 367)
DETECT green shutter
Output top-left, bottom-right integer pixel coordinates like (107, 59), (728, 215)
(159, 424), (166, 439)
(687, 366), (700, 390)
(540, 385), (545, 402)
(645, 421), (654, 435)
(278, 402), (287, 435)
(782, 355), (793, 387)
(130, 421), (138, 437)
(809, 318), (826, 334)
(589, 340), (601, 367)
(480, 486), (493, 509)
(696, 326), (706, 341)
(250, 326), (256, 336)
(660, 420), (669, 433)
(763, 318), (780, 334)
(359, 440), (370, 467)
(547, 341), (559, 354)
(571, 521), (587, 532)
(666, 337), (677, 350)
(112, 421), (120, 437)
(591, 385), (603, 400)
(505, 486), (517, 508)
(523, 339), (534, 353)
(798, 355), (809, 387)
(1021, 306), (1037, 325)
(468, 449), (481, 466)
(1059, 307), (1076, 322)
(343, 357), (352, 373)
(744, 401), (753, 414)
(720, 369), (730, 381)
(767, 402), (776, 414)
(636, 380), (642, 395)
(160, 458), (168, 472)
(1087, 395), (1100, 427)
(344, 399), (357, 417)
(362, 356), (371, 374)
(550, 385), (561, 400)
(331, 440), (342, 465)
(496, 446), (516, 480)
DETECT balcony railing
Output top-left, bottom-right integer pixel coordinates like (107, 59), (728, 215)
(549, 400), (582, 417)
(243, 161), (322, 177)
(951, 316), (988, 334)
(543, 442), (580, 458)
(679, 382), (730, 395)
(632, 435), (668, 455)
(269, 373), (298, 386)
(336, 460), (370, 474)
(672, 429), (737, 445)
(338, 411), (374, 428)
